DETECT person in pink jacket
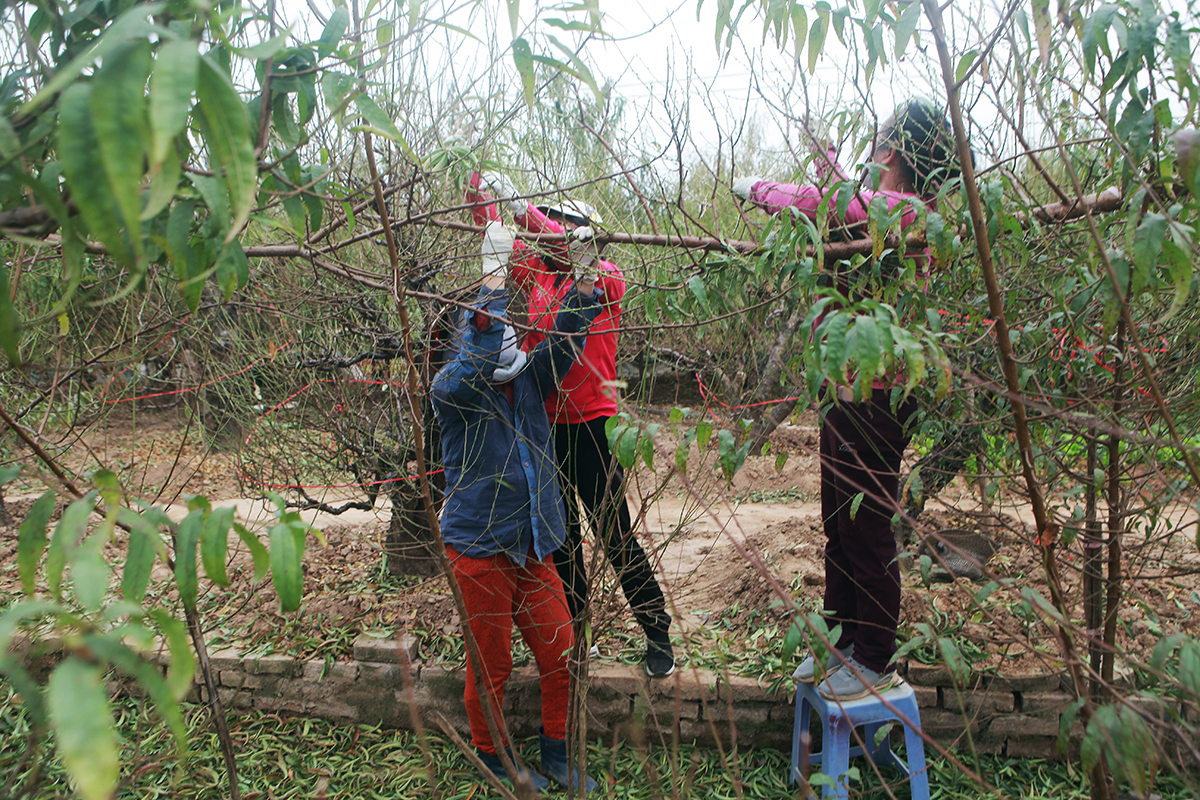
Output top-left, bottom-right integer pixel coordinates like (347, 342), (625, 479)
(734, 99), (963, 700)
(466, 172), (676, 678)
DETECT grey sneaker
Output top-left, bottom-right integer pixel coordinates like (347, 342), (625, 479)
(816, 656), (899, 701)
(793, 644), (853, 683)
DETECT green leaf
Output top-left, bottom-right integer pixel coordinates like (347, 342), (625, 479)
(955, 50), (979, 83)
(687, 275), (709, 310)
(17, 491), (56, 596)
(0, 465), (21, 485)
(512, 37), (537, 107)
(202, 506), (234, 587)
(214, 238), (249, 301)
(614, 427), (639, 469)
(822, 312), (850, 383)
(0, 115), (20, 159)
(234, 522), (270, 581)
(58, 84), (133, 267)
(1031, 0), (1051, 65)
(46, 493), (96, 602)
(775, 453), (789, 472)
(148, 608), (196, 704)
(149, 39), (199, 172)
(854, 315), (881, 395)
(318, 6), (350, 56)
(92, 40), (152, 271)
(849, 491), (864, 521)
(807, 15), (826, 75)
(70, 531), (110, 613)
(696, 422), (713, 450)
(270, 521), (306, 612)
(893, 0), (922, 58)
(20, 2), (164, 115)
(1131, 213), (1166, 296)
(47, 660), (120, 800)
(352, 94), (412, 157)
(195, 55), (257, 241)
(119, 509), (160, 603)
(0, 264), (21, 366)
(174, 510), (203, 613)
(189, 172), (229, 230)
(504, 0), (520, 36)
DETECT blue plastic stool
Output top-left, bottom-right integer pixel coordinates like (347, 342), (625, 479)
(790, 678), (930, 800)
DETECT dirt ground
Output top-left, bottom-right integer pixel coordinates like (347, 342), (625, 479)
(2, 403), (1198, 681)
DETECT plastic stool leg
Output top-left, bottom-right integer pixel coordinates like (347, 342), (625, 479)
(821, 715), (852, 800)
(902, 724), (931, 800)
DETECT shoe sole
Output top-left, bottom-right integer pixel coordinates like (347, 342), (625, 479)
(644, 663), (676, 678)
(794, 664), (842, 684)
(817, 673), (899, 701)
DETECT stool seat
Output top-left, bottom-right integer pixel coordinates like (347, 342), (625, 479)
(790, 678), (930, 800)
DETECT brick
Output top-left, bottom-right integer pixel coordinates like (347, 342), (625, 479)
(585, 664), (645, 697)
(246, 654), (298, 676)
(644, 670), (719, 703)
(1019, 691), (1073, 714)
(585, 694), (630, 724)
(217, 688), (251, 709)
(360, 662), (408, 689)
(1005, 736), (1065, 760)
(913, 709), (978, 738)
(991, 671), (1067, 693)
(911, 685), (939, 709)
(300, 660), (358, 682)
(207, 648), (243, 671)
(988, 714), (1059, 738)
(353, 633), (420, 665)
(716, 674), (783, 703)
(904, 662), (953, 687)
(218, 670), (245, 689)
(943, 689), (1014, 714)
(702, 699), (767, 726)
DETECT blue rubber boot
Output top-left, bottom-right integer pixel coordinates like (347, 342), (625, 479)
(477, 748), (549, 794)
(539, 730), (597, 793)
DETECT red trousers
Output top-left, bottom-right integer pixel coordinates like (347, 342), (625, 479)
(446, 544), (573, 753)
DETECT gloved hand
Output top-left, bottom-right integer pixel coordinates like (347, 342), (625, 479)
(567, 225), (600, 288)
(732, 175), (763, 201)
(480, 171), (527, 217)
(480, 219), (515, 287)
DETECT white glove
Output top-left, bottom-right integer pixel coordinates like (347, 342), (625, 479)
(732, 175), (764, 201)
(491, 322), (529, 382)
(567, 226), (600, 285)
(480, 171), (527, 217)
(481, 220), (515, 281)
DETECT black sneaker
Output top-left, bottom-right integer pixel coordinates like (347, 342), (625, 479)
(644, 632), (675, 678)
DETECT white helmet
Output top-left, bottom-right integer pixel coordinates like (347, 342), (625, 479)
(535, 199), (603, 227)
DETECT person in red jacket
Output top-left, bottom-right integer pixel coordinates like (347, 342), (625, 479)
(466, 171), (675, 677)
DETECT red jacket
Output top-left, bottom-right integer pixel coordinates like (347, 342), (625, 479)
(468, 175), (622, 424)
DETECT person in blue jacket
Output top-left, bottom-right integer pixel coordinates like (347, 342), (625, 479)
(431, 220), (601, 794)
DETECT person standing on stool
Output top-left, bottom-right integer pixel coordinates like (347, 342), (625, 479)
(734, 100), (965, 700)
(432, 221), (602, 792)
(467, 171), (676, 678)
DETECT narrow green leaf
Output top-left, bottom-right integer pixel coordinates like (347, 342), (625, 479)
(17, 491), (56, 596)
(318, 6), (350, 55)
(149, 39), (199, 171)
(195, 55), (257, 241)
(46, 493), (96, 602)
(1031, 0), (1051, 65)
(849, 491), (864, 521)
(687, 275), (709, 310)
(807, 15), (827, 75)
(0, 264), (21, 365)
(70, 531), (110, 613)
(214, 238), (249, 300)
(148, 608), (196, 704)
(92, 40), (151, 271)
(58, 84), (133, 267)
(269, 521), (306, 612)
(234, 522), (270, 581)
(893, 0), (922, 58)
(119, 509), (160, 603)
(0, 115), (19, 159)
(504, 0), (520, 36)
(822, 312), (851, 383)
(352, 94), (411, 157)
(81, 628), (188, 752)
(47, 660), (120, 800)
(1130, 213), (1166, 297)
(174, 510), (203, 613)
(202, 506), (234, 587)
(512, 37), (537, 108)
(855, 315), (881, 394)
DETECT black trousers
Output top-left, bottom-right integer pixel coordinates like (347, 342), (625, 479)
(552, 416), (671, 637)
(820, 390), (917, 673)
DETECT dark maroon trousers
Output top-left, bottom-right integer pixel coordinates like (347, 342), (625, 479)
(819, 390), (917, 674)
